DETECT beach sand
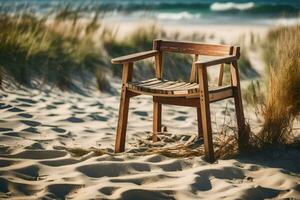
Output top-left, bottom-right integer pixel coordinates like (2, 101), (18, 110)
(0, 22), (299, 200)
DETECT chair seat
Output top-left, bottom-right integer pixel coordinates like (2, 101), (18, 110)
(127, 78), (233, 100)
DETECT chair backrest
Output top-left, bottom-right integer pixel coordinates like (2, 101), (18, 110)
(153, 39), (240, 83)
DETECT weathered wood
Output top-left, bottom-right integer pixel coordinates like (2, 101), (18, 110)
(190, 54), (199, 83)
(195, 55), (237, 67)
(197, 108), (203, 138)
(231, 60), (246, 143)
(159, 40), (233, 56)
(153, 42), (163, 142)
(127, 78), (233, 101)
(218, 63), (224, 86)
(153, 102), (161, 142)
(111, 40), (244, 163)
(198, 64), (215, 163)
(115, 62), (133, 153)
(111, 50), (157, 64)
(153, 96), (199, 107)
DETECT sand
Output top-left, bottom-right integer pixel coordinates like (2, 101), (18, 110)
(0, 22), (299, 199)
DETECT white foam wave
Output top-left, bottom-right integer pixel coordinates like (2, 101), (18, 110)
(210, 2), (255, 11)
(157, 12), (201, 20)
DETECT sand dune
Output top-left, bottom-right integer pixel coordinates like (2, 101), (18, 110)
(0, 83), (299, 200)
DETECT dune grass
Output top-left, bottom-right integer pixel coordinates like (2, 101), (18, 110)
(0, 11), (110, 91)
(258, 25), (300, 145)
(103, 24), (194, 81)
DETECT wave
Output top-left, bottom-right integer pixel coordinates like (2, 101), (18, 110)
(210, 2), (255, 11)
(157, 12), (201, 20)
(0, 0), (299, 16)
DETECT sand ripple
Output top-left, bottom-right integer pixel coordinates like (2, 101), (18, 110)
(0, 89), (299, 199)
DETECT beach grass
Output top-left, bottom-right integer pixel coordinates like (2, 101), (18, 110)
(0, 11), (110, 92)
(258, 24), (300, 145)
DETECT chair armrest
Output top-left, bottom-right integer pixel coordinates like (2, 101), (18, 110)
(195, 55), (237, 67)
(111, 50), (158, 64)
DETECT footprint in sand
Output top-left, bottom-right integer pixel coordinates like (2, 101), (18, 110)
(0, 127), (13, 132)
(20, 120), (41, 127)
(2, 150), (67, 159)
(51, 127), (67, 133)
(133, 111), (149, 117)
(0, 159), (18, 167)
(22, 127), (39, 133)
(174, 116), (187, 121)
(16, 98), (37, 104)
(8, 107), (24, 112)
(18, 113), (33, 118)
(40, 158), (80, 167)
(98, 186), (119, 196)
(120, 189), (175, 200)
(25, 142), (44, 150)
(53, 101), (65, 105)
(13, 164), (40, 181)
(17, 103), (33, 107)
(46, 184), (83, 199)
(0, 177), (43, 196)
(0, 103), (11, 109)
(46, 105), (57, 110)
(88, 114), (108, 121)
(66, 117), (84, 123)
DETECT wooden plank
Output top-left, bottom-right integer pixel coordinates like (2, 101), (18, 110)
(190, 54), (199, 83)
(127, 80), (234, 101)
(198, 64), (215, 163)
(111, 50), (157, 64)
(159, 40), (233, 56)
(115, 62), (133, 153)
(209, 88), (233, 102)
(153, 96), (200, 107)
(195, 55), (237, 67)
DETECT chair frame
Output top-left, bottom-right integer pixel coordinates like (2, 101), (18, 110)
(111, 39), (246, 162)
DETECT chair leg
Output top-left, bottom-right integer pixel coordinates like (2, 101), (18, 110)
(153, 102), (162, 142)
(231, 61), (246, 144)
(198, 65), (215, 163)
(115, 90), (131, 153)
(199, 98), (214, 163)
(234, 87), (246, 140)
(196, 108), (203, 138)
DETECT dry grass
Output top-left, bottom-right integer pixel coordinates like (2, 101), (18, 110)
(259, 25), (300, 145)
(0, 11), (110, 92)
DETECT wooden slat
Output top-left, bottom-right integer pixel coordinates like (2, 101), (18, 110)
(158, 40), (233, 56)
(190, 54), (199, 83)
(153, 96), (200, 107)
(127, 79), (233, 101)
(218, 63), (225, 86)
(195, 55), (237, 67)
(111, 50), (157, 64)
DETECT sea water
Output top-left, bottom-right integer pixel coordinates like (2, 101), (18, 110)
(0, 0), (299, 25)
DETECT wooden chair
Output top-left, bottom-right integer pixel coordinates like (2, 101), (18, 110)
(111, 40), (245, 162)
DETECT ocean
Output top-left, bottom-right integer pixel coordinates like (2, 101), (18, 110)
(0, 0), (300, 25)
